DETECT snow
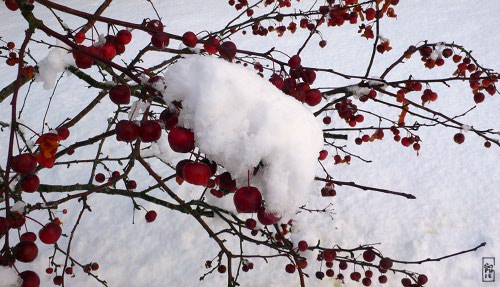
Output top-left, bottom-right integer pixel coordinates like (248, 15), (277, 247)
(36, 40), (75, 90)
(163, 55), (323, 218)
(0, 1), (499, 287)
(0, 266), (20, 287)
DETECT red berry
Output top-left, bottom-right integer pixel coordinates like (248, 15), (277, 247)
(168, 127), (195, 153)
(126, 180), (137, 190)
(20, 232), (37, 242)
(53, 275), (63, 285)
(362, 277), (372, 286)
(363, 250), (376, 262)
(338, 261), (348, 270)
(401, 278), (411, 286)
(14, 241), (38, 263)
(350, 271), (361, 281)
(74, 32), (85, 44)
(109, 85), (131, 105)
(5, 0), (19, 11)
(288, 55), (301, 69)
(38, 222), (62, 244)
(217, 265), (227, 273)
(305, 89), (322, 106)
(233, 186), (262, 213)
(183, 162), (211, 186)
(7, 211), (25, 229)
(319, 40), (327, 48)
(19, 270), (40, 287)
(323, 116), (332, 124)
(100, 43), (116, 61)
(91, 262), (99, 270)
(316, 271), (325, 279)
(11, 153), (37, 174)
(219, 41), (237, 61)
(318, 150), (328, 160)
(20, 173), (40, 193)
(204, 37), (220, 54)
(151, 32), (170, 49)
(116, 29), (132, 45)
(453, 133), (465, 144)
(160, 108), (179, 130)
(417, 274), (428, 285)
(218, 172), (237, 192)
(379, 257), (393, 269)
(285, 263), (296, 273)
(182, 31), (198, 48)
(95, 173), (106, 183)
(442, 48), (453, 58)
(115, 120), (139, 142)
(145, 20), (164, 34)
(56, 126), (70, 140)
(257, 207), (280, 225)
(323, 249), (336, 262)
(139, 120), (162, 142)
(145, 210), (157, 222)
(484, 141), (492, 148)
(473, 92), (485, 104)
(298, 240), (308, 252)
(245, 218), (257, 229)
(378, 275), (388, 283)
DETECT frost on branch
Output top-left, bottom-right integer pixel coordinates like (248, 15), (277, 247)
(162, 56), (323, 218)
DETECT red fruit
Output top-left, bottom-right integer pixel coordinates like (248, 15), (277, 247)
(350, 271), (361, 281)
(245, 218), (256, 229)
(53, 275), (63, 285)
(210, 188), (224, 198)
(7, 211), (25, 229)
(74, 32), (85, 43)
(362, 277), (372, 286)
(115, 120), (139, 142)
(257, 207), (280, 225)
(5, 0), (19, 11)
(159, 108), (179, 130)
(19, 270), (40, 287)
(11, 153), (37, 174)
(401, 278), (411, 286)
(151, 32), (170, 49)
(417, 274), (428, 285)
(14, 241), (38, 263)
(114, 42), (125, 55)
(95, 173), (106, 183)
(379, 257), (393, 269)
(72, 46), (94, 69)
(301, 69), (317, 85)
(56, 126), (70, 140)
(305, 89), (322, 106)
(65, 267), (73, 274)
(269, 74), (285, 90)
(116, 29), (132, 45)
(39, 222), (62, 244)
(363, 250), (376, 262)
(45, 268), (53, 274)
(145, 210), (157, 222)
(326, 269), (335, 277)
(298, 240), (308, 252)
(175, 159), (193, 179)
(285, 264), (296, 274)
(217, 265), (227, 273)
(473, 92), (485, 104)
(126, 180), (137, 190)
(20, 232), (37, 242)
(288, 55), (301, 69)
(233, 186), (262, 213)
(100, 43), (116, 61)
(378, 275), (388, 283)
(219, 41), (237, 61)
(0, 217), (9, 236)
(109, 84), (131, 105)
(453, 133), (465, 144)
(91, 262), (99, 270)
(323, 249), (336, 262)
(139, 120), (162, 142)
(204, 37), (220, 54)
(145, 19), (164, 34)
(183, 162), (211, 186)
(182, 31), (198, 48)
(339, 261), (348, 270)
(365, 8), (376, 20)
(442, 48), (453, 58)
(218, 172), (237, 192)
(319, 40), (327, 48)
(20, 173), (40, 193)
(168, 127), (195, 153)
(318, 150), (328, 160)
(365, 270), (373, 278)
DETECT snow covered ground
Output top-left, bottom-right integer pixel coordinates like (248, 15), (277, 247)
(0, 1), (499, 287)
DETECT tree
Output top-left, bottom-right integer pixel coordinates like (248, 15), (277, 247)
(0, 0), (498, 286)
